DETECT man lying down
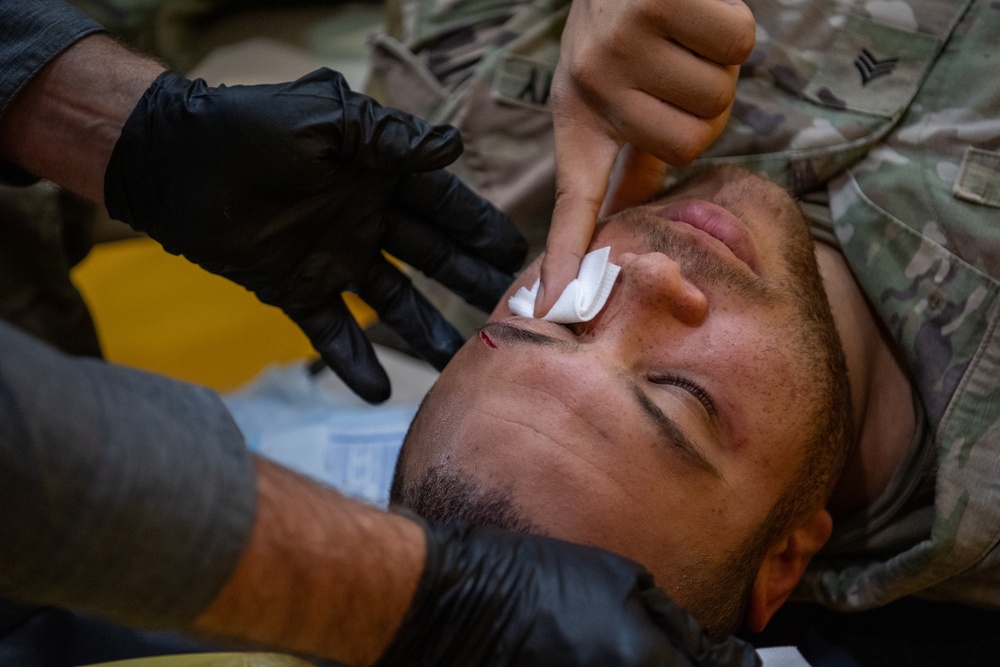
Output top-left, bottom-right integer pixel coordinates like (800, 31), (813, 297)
(390, 165), (917, 638)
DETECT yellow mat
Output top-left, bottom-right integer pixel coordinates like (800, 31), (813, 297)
(71, 238), (375, 392)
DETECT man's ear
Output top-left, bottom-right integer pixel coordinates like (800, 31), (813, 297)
(745, 508), (833, 633)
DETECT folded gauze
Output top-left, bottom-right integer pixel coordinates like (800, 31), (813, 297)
(508, 246), (621, 323)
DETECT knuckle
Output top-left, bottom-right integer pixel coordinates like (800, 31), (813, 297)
(662, 126), (718, 166)
(567, 54), (604, 96)
(644, 0), (678, 23)
(726, 13), (757, 63)
(633, 1), (660, 25)
(702, 83), (735, 118)
(548, 69), (575, 112)
(553, 186), (604, 217)
(668, 143), (701, 167)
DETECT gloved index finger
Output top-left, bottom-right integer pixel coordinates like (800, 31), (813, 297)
(356, 257), (466, 372)
(286, 295), (392, 404)
(383, 206), (517, 313)
(538, 116), (621, 318)
(393, 169), (527, 274)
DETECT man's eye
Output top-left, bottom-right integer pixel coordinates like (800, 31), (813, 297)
(649, 374), (717, 418)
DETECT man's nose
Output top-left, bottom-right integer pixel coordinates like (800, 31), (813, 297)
(577, 251), (708, 338)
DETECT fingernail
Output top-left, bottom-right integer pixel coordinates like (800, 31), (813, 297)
(533, 283), (547, 318)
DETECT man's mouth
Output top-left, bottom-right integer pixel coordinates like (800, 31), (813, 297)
(653, 200), (760, 274)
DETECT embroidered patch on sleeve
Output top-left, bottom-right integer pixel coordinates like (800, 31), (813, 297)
(953, 147), (1000, 209)
(803, 13), (939, 118)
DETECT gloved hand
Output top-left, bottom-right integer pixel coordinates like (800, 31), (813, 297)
(104, 68), (527, 403)
(377, 521), (761, 667)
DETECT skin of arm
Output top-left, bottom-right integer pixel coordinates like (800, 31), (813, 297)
(0, 33), (163, 204)
(194, 458), (425, 665)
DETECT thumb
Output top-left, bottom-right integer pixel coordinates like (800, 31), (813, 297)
(600, 145), (669, 218)
(641, 588), (761, 667)
(359, 100), (464, 173)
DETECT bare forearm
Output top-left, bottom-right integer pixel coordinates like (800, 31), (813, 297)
(0, 33), (163, 204)
(193, 458), (425, 666)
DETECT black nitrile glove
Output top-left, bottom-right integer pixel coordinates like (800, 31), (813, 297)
(104, 69), (527, 403)
(377, 522), (761, 667)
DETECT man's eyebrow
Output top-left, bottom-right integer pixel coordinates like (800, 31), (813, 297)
(626, 378), (722, 478)
(479, 321), (574, 349)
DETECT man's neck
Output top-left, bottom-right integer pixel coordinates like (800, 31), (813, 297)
(815, 242), (916, 516)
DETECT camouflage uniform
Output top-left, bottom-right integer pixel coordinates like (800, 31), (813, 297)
(368, 0), (1000, 611)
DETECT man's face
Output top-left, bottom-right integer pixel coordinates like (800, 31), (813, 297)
(394, 167), (850, 633)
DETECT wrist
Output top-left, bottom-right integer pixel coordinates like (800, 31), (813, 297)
(0, 34), (164, 203)
(193, 458), (426, 666)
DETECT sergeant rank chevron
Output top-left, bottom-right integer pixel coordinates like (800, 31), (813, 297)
(854, 48), (899, 86)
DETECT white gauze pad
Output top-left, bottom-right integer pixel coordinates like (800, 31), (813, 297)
(508, 246), (621, 323)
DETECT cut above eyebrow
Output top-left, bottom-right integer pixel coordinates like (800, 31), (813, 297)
(626, 378), (722, 478)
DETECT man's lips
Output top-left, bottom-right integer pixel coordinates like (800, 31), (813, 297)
(653, 200), (759, 273)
